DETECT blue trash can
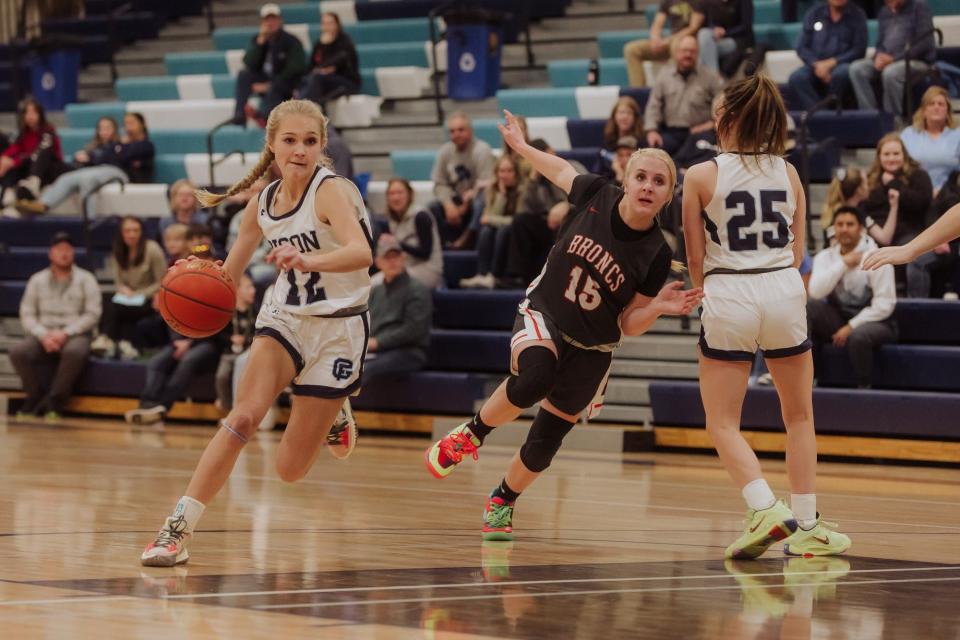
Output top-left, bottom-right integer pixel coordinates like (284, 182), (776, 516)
(31, 49), (80, 111)
(446, 19), (503, 100)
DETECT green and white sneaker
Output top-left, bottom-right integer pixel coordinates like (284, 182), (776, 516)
(482, 495), (514, 541)
(424, 422), (481, 479)
(725, 499), (798, 560)
(783, 517), (851, 557)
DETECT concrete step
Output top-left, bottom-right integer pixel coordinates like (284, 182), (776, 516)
(611, 358), (699, 379)
(604, 377), (650, 404)
(0, 374), (21, 391)
(617, 334), (698, 361)
(595, 403), (650, 424)
(0, 354), (14, 375)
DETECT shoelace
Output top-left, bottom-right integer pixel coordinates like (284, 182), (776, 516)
(326, 420), (346, 445)
(486, 501), (513, 528)
(153, 515), (188, 547)
(440, 431), (479, 464)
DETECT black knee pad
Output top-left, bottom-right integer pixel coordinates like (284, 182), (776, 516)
(519, 409), (576, 472)
(505, 346), (558, 409)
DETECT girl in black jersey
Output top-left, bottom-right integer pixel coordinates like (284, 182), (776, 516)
(425, 110), (704, 541)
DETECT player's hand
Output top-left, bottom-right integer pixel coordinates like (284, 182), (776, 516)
(887, 188), (899, 209)
(832, 324), (853, 347)
(654, 280), (704, 316)
(862, 245), (915, 270)
(266, 244), (308, 272)
(934, 242), (951, 256)
(497, 109), (529, 154)
(171, 255), (223, 270)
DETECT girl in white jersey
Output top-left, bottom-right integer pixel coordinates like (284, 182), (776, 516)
(682, 75), (851, 560)
(140, 100), (373, 567)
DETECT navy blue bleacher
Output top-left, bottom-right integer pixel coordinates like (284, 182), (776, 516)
(73, 359), (216, 400)
(353, 371), (493, 414)
(650, 381), (960, 441)
(433, 289), (522, 330)
(427, 329), (510, 373)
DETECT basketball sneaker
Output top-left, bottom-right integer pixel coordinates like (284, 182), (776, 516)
(125, 405), (166, 425)
(141, 515), (191, 567)
(424, 423), (481, 479)
(725, 499), (798, 560)
(482, 494), (514, 541)
(327, 400), (358, 460)
(783, 517), (851, 557)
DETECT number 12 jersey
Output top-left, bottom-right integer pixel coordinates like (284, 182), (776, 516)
(701, 153), (797, 275)
(257, 165), (371, 317)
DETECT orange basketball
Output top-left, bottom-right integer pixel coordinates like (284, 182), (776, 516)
(157, 259), (236, 339)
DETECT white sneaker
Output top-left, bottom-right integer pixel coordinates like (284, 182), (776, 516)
(91, 334), (116, 357)
(460, 273), (495, 289)
(118, 340), (140, 360)
(141, 515), (191, 567)
(327, 399), (358, 460)
(125, 405), (167, 425)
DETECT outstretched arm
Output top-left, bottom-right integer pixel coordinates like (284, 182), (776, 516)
(497, 110), (578, 194)
(863, 202), (960, 270)
(621, 282), (704, 336)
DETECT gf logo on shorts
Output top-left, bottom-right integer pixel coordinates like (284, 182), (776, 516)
(332, 358), (354, 381)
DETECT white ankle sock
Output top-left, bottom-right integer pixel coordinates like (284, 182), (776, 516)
(791, 494), (817, 530)
(741, 479), (776, 511)
(173, 496), (205, 532)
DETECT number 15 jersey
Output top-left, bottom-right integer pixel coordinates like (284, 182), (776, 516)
(257, 165), (371, 317)
(701, 153), (797, 275)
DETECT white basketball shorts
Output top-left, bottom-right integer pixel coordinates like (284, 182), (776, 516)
(255, 301), (369, 397)
(699, 268), (811, 361)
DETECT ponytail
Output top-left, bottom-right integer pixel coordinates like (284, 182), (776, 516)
(194, 145), (275, 208)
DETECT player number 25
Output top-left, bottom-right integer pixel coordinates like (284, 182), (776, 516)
(704, 189), (790, 252)
(564, 266), (602, 311)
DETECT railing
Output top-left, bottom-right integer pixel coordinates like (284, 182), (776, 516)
(902, 26), (944, 120)
(80, 175), (127, 260)
(427, 0), (457, 126)
(204, 0), (215, 34)
(796, 93), (840, 252)
(205, 116), (246, 189)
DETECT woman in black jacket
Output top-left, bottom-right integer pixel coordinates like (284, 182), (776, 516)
(861, 133), (933, 245)
(300, 12), (361, 104)
(698, 0), (756, 77)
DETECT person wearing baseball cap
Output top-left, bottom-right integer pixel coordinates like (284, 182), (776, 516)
(364, 234), (433, 385)
(609, 135), (640, 186)
(231, 3), (307, 126)
(9, 230), (102, 420)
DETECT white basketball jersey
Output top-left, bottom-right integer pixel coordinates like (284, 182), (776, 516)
(702, 153), (797, 275)
(257, 166), (372, 316)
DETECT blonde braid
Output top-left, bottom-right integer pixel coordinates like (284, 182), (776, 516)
(194, 144), (275, 208)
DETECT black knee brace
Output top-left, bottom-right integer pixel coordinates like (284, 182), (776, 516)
(519, 408), (576, 472)
(505, 346), (558, 409)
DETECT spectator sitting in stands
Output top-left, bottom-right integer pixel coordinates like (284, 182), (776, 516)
(643, 34), (722, 169)
(214, 273), (258, 412)
(603, 96), (644, 152)
(375, 177), (443, 289)
(300, 12), (361, 106)
(160, 179), (209, 236)
(10, 232), (101, 419)
(91, 216), (167, 361)
(788, 0), (867, 111)
(624, 0), (705, 87)
(822, 166), (898, 246)
(861, 133), (938, 296)
(363, 235), (432, 385)
(900, 86), (960, 197)
(607, 135), (640, 187)
(162, 223), (190, 266)
(0, 98), (68, 208)
(187, 223), (217, 259)
(16, 112), (155, 217)
(427, 111), (495, 248)
(849, 0), (935, 114)
(459, 154), (529, 290)
(698, 0), (755, 77)
(502, 139), (588, 288)
(231, 3), (306, 126)
(808, 207), (897, 388)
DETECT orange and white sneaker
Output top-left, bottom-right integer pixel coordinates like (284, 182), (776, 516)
(141, 515), (191, 567)
(326, 400), (358, 460)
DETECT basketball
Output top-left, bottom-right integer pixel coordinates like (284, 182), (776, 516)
(157, 259), (236, 339)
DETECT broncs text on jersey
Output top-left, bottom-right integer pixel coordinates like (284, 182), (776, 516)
(566, 234), (626, 292)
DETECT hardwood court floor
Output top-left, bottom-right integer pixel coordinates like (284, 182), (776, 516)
(0, 417), (958, 639)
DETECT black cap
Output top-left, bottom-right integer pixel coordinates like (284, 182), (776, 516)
(50, 231), (73, 247)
